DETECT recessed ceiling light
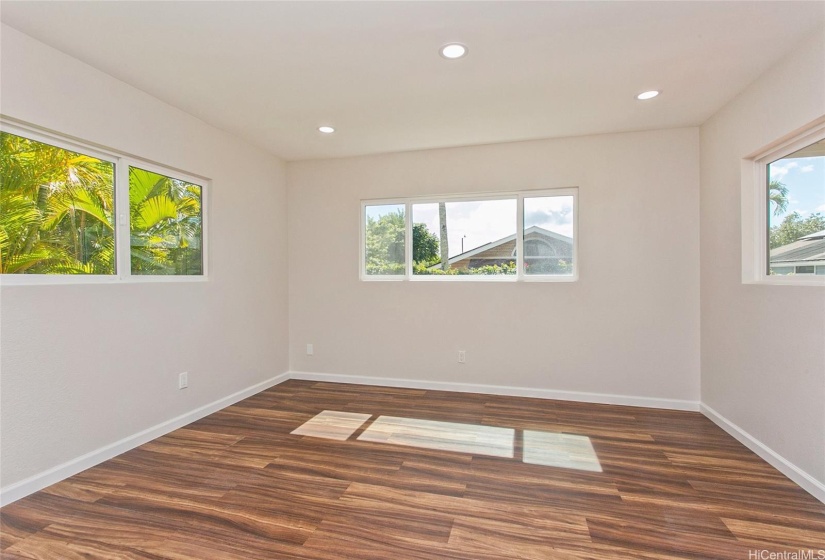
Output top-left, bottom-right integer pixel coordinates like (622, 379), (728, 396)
(440, 43), (467, 60)
(318, 126), (335, 134)
(636, 90), (660, 100)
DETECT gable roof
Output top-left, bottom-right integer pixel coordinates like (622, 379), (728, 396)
(799, 229), (825, 241)
(445, 226), (572, 265)
(770, 237), (825, 264)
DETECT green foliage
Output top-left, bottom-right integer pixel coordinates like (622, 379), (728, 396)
(0, 131), (115, 274)
(413, 262), (458, 275)
(525, 259), (571, 275)
(468, 262), (517, 275)
(0, 131), (202, 276)
(413, 261), (516, 275)
(412, 223), (439, 265)
(364, 212), (441, 274)
(365, 209), (405, 275)
(365, 262), (405, 275)
(128, 167), (202, 276)
(769, 180), (789, 217)
(770, 212), (825, 249)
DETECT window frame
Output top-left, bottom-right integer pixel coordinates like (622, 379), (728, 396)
(123, 160), (209, 282)
(360, 187), (578, 282)
(0, 119), (209, 286)
(741, 117), (825, 287)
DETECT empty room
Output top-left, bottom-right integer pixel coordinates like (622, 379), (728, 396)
(1, 1), (824, 558)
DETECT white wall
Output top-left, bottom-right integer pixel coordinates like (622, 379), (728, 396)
(287, 128), (701, 404)
(0, 25), (289, 488)
(700, 29), (825, 486)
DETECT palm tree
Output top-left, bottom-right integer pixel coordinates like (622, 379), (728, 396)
(769, 179), (789, 217)
(0, 132), (115, 274)
(438, 202), (449, 271)
(0, 133), (201, 276)
(128, 167), (202, 275)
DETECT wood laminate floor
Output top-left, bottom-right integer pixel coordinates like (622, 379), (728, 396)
(2, 380), (824, 559)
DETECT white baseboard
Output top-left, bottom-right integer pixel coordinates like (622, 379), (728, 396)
(289, 370), (701, 412)
(6, 371), (821, 508)
(701, 404), (825, 505)
(0, 372), (291, 507)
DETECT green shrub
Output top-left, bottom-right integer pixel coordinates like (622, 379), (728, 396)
(524, 259), (571, 274)
(412, 261), (516, 275)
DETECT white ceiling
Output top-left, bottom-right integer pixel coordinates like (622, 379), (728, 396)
(2, 1), (824, 161)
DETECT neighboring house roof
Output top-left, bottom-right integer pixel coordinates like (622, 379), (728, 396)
(444, 226), (572, 266)
(770, 236), (825, 264)
(800, 229), (825, 241)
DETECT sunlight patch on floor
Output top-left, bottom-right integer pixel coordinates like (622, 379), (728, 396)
(290, 410), (372, 440)
(358, 415), (515, 458)
(523, 430), (602, 472)
(292, 411), (602, 472)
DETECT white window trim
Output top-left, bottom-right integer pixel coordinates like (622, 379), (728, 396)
(0, 118), (210, 286)
(741, 117), (825, 287)
(360, 187), (578, 283)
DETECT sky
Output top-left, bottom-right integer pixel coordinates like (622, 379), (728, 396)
(413, 200), (515, 257)
(367, 196), (574, 258)
(768, 151), (825, 229)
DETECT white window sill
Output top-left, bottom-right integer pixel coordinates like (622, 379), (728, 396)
(409, 275), (516, 282)
(0, 275), (209, 286)
(360, 274), (578, 283)
(744, 276), (825, 287)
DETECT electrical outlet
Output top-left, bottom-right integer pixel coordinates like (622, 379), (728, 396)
(178, 372), (188, 390)
(458, 350), (466, 364)
(306, 343), (314, 356)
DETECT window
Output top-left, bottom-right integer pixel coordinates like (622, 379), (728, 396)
(412, 198), (516, 276)
(523, 195), (575, 276)
(360, 188), (577, 281)
(0, 121), (207, 283)
(129, 166), (203, 276)
(767, 137), (825, 278)
(0, 131), (115, 275)
(743, 119), (825, 285)
(363, 203), (406, 276)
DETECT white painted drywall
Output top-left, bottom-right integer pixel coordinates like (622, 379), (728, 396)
(287, 128), (701, 402)
(0, 25), (289, 487)
(700, 28), (825, 485)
